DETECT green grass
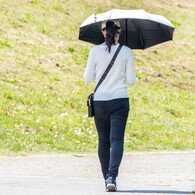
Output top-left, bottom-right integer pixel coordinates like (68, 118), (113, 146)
(0, 0), (194, 154)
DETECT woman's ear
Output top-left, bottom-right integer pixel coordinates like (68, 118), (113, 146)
(102, 30), (106, 37)
(117, 29), (121, 35)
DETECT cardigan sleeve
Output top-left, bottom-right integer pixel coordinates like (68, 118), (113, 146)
(125, 49), (138, 86)
(84, 47), (96, 83)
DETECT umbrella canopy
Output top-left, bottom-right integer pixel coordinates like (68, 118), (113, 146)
(79, 9), (175, 49)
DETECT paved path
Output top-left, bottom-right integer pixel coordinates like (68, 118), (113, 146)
(0, 151), (194, 195)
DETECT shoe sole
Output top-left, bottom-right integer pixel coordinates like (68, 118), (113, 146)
(106, 184), (116, 192)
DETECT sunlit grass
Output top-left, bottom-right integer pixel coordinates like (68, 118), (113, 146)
(0, 0), (194, 154)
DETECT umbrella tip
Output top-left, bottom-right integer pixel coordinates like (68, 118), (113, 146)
(94, 8), (97, 21)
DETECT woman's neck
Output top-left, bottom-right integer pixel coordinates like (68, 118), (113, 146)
(102, 41), (120, 46)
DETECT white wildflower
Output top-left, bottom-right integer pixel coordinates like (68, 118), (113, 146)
(75, 129), (84, 136)
(36, 120), (40, 123)
(58, 98), (62, 102)
(88, 130), (93, 135)
(59, 113), (68, 117)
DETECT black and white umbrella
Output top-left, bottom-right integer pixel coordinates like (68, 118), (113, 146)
(79, 9), (175, 49)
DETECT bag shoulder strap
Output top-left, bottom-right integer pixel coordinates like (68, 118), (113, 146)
(94, 44), (122, 93)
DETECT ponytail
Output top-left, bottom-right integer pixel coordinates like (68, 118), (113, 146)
(105, 21), (120, 53)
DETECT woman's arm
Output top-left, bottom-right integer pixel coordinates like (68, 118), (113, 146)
(84, 47), (96, 83)
(125, 50), (137, 86)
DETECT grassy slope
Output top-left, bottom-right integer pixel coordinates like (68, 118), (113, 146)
(0, 0), (194, 154)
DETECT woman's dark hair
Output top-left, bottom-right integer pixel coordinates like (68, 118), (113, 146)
(105, 21), (120, 53)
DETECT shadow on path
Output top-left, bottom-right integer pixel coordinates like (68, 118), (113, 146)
(116, 190), (193, 194)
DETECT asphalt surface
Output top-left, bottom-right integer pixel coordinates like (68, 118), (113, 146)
(0, 151), (194, 195)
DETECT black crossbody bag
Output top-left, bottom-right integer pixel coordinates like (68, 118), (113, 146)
(87, 44), (123, 117)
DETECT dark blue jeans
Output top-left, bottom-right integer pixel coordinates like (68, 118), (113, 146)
(94, 98), (129, 179)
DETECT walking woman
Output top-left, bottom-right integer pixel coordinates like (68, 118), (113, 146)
(84, 20), (137, 192)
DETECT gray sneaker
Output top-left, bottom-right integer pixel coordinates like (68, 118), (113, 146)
(105, 176), (117, 192)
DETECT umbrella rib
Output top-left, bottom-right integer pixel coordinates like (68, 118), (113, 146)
(131, 20), (144, 49)
(138, 31), (144, 49)
(159, 23), (174, 40)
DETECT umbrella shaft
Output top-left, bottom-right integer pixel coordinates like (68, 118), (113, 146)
(125, 19), (128, 46)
